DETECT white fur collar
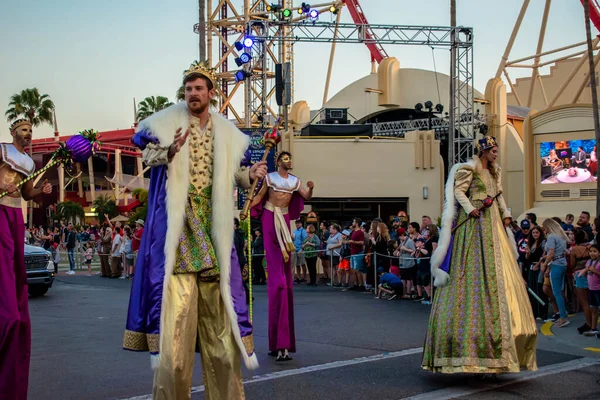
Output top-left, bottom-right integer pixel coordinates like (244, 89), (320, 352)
(430, 160), (475, 287)
(140, 103), (256, 370)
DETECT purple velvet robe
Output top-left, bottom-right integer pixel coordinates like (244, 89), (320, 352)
(124, 129), (252, 355)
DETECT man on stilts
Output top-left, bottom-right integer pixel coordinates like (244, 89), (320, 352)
(0, 119), (52, 400)
(123, 63), (266, 400)
(250, 151), (313, 361)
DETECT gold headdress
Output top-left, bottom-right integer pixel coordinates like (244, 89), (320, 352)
(183, 62), (218, 86)
(9, 119), (32, 133)
(475, 135), (498, 153)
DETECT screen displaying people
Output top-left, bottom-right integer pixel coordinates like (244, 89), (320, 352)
(540, 139), (597, 184)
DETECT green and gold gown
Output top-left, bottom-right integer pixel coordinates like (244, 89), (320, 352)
(422, 159), (538, 374)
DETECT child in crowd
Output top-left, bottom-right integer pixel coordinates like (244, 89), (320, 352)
(377, 269), (403, 301)
(579, 244), (600, 337)
(338, 230), (352, 288)
(84, 241), (94, 276)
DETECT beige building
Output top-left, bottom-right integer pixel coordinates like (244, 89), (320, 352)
(278, 57), (479, 224)
(507, 57), (600, 111)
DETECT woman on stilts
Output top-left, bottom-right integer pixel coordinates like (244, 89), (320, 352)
(422, 135), (538, 374)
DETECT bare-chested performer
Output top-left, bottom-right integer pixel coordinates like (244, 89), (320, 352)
(0, 119), (52, 400)
(250, 151), (313, 361)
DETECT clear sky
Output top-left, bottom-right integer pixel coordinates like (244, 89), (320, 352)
(0, 0), (591, 142)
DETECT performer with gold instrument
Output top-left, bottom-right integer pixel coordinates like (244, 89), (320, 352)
(422, 135), (537, 374)
(123, 62), (267, 400)
(0, 119), (53, 400)
(249, 150), (313, 362)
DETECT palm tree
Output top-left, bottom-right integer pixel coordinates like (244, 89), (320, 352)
(93, 194), (118, 221)
(5, 88), (55, 127)
(56, 201), (85, 224)
(176, 60), (219, 108)
(136, 96), (173, 122)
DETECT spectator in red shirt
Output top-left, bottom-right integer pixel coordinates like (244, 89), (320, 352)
(348, 218), (366, 291)
(133, 219), (144, 252)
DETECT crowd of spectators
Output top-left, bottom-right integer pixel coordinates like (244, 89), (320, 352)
(247, 209), (600, 338)
(24, 214), (144, 279)
(516, 211), (600, 338)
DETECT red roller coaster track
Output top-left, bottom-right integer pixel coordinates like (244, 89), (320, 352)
(581, 0), (600, 34)
(342, 0), (389, 63)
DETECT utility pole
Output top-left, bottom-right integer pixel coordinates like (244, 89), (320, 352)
(448, 0), (457, 169)
(584, 0), (600, 216)
(199, 0), (206, 61)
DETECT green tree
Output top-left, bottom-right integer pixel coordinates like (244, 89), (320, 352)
(5, 88), (55, 126)
(93, 195), (118, 222)
(176, 60), (219, 108)
(129, 188), (149, 226)
(56, 201), (85, 224)
(136, 96), (173, 122)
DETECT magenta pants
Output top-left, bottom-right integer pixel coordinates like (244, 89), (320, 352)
(0, 205), (30, 400)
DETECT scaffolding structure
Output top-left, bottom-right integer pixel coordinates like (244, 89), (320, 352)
(247, 20), (475, 164)
(206, 1), (475, 165)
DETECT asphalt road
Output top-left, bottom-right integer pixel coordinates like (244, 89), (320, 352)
(28, 275), (600, 400)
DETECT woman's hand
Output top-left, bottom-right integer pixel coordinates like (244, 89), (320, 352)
(469, 209), (480, 218)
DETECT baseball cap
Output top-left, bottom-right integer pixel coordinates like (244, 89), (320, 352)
(520, 220), (531, 229)
(342, 229), (351, 236)
(392, 217), (400, 222)
(397, 228), (406, 236)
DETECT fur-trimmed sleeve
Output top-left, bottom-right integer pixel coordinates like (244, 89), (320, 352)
(133, 129), (171, 167)
(454, 169), (476, 215)
(496, 171), (511, 220)
(235, 167), (251, 189)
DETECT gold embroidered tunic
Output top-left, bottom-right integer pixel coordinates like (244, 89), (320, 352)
(173, 116), (219, 279)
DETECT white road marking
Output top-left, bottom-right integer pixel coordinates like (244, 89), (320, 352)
(400, 357), (600, 400)
(120, 347), (424, 399)
(121, 351), (600, 400)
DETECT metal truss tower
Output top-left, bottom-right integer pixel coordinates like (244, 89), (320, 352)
(248, 20), (475, 165)
(206, 2), (475, 165)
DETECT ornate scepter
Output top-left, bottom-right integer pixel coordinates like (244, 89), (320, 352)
(239, 120), (281, 323)
(239, 120), (281, 221)
(0, 129), (100, 199)
(451, 191), (503, 234)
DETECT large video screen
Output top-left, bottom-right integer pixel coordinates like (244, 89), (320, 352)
(540, 139), (597, 184)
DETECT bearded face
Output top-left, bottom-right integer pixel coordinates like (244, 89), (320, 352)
(11, 124), (33, 149)
(278, 154), (292, 171)
(184, 76), (215, 115)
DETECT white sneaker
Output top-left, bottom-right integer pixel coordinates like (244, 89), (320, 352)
(584, 329), (599, 336)
(119, 276), (126, 280)
(66, 270), (75, 275)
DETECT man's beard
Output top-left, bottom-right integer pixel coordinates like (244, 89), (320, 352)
(280, 164), (292, 171)
(187, 98), (208, 114)
(17, 135), (31, 148)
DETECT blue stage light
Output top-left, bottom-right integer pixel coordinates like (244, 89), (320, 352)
(234, 41), (244, 51)
(235, 70), (250, 82)
(243, 36), (254, 48)
(239, 53), (252, 64)
(309, 9), (319, 19)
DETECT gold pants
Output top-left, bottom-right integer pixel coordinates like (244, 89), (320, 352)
(152, 274), (244, 400)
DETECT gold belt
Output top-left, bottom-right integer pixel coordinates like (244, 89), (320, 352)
(0, 196), (22, 208)
(264, 201), (288, 215)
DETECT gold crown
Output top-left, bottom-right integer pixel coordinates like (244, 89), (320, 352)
(10, 119), (32, 132)
(475, 135), (498, 152)
(184, 63), (218, 86)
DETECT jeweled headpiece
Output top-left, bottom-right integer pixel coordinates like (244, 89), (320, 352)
(10, 119), (32, 133)
(476, 135), (498, 153)
(183, 62), (218, 86)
